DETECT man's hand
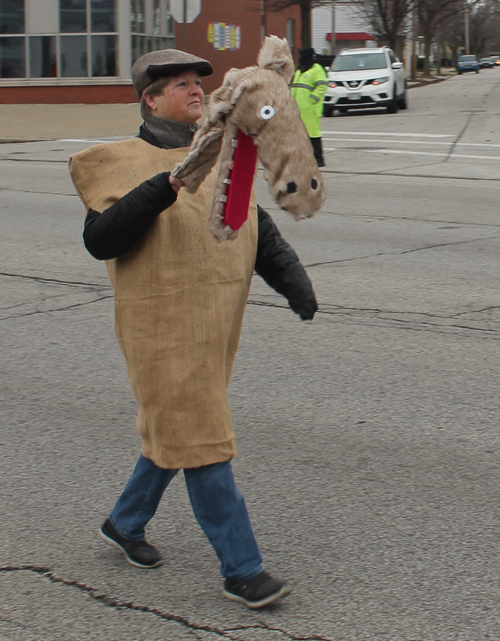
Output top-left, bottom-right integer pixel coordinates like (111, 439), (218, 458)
(169, 175), (183, 194)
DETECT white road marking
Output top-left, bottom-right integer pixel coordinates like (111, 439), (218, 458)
(361, 149), (500, 161)
(60, 138), (112, 143)
(321, 130), (454, 138)
(323, 138), (500, 149)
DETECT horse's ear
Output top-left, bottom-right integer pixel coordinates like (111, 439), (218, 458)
(257, 35), (295, 85)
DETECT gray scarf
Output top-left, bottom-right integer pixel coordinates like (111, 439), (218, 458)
(143, 114), (197, 149)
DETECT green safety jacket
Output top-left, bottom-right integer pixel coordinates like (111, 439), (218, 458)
(291, 63), (328, 138)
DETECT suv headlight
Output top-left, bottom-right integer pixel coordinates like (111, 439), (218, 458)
(372, 76), (389, 86)
(328, 80), (340, 88)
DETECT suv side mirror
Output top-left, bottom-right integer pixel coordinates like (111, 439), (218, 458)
(392, 61), (403, 69)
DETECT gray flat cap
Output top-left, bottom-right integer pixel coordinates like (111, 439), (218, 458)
(132, 49), (213, 98)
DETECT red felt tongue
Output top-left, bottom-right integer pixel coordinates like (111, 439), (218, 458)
(222, 130), (258, 231)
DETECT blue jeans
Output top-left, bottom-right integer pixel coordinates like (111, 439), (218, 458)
(109, 455), (263, 580)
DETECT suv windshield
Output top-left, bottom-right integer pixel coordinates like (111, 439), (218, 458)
(332, 53), (388, 72)
(459, 55), (477, 61)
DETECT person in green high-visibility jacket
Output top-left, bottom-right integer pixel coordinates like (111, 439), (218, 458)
(291, 47), (328, 167)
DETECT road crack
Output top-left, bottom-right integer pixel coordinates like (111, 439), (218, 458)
(0, 186), (77, 196)
(445, 77), (500, 163)
(304, 236), (496, 269)
(0, 157), (68, 163)
(0, 295), (114, 322)
(248, 298), (500, 339)
(0, 565), (333, 641)
(0, 271), (110, 289)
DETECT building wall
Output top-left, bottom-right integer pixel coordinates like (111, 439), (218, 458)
(0, 81), (137, 104)
(175, 1), (301, 95)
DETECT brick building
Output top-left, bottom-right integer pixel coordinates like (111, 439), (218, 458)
(0, 0), (300, 104)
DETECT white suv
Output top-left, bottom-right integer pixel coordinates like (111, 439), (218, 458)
(323, 47), (407, 116)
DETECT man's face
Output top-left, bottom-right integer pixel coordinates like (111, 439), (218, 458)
(148, 70), (204, 124)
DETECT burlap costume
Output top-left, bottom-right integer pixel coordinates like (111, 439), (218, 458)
(70, 138), (258, 469)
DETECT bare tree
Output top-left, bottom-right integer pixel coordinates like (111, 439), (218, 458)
(418, 0), (464, 75)
(469, 0), (500, 58)
(439, 11), (465, 67)
(248, 0), (331, 49)
(352, 0), (416, 57)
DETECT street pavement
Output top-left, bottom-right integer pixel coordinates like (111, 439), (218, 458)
(1, 70), (500, 640)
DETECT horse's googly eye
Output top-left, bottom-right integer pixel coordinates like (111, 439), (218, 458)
(311, 179), (318, 190)
(260, 105), (275, 120)
(287, 181), (297, 194)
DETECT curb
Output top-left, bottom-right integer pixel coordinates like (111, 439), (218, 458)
(408, 75), (453, 89)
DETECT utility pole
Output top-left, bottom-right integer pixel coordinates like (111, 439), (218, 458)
(411, 2), (418, 80)
(261, 0), (267, 42)
(464, 2), (470, 54)
(330, 0), (336, 57)
(183, 0), (188, 50)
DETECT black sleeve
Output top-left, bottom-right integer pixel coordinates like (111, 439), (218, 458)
(255, 206), (318, 321)
(83, 171), (178, 260)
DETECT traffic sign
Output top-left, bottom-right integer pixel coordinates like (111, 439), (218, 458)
(170, 0), (201, 23)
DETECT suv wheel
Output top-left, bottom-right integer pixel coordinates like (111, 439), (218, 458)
(323, 105), (334, 117)
(399, 83), (408, 110)
(386, 85), (399, 114)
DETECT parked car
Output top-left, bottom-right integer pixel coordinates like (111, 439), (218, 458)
(323, 46), (407, 116)
(457, 55), (479, 74)
(480, 57), (494, 68)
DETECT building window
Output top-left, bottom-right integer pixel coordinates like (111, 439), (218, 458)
(0, 35), (24, 77)
(0, 0), (25, 34)
(130, 0), (145, 33)
(60, 0), (87, 32)
(0, 0), (119, 79)
(59, 0), (118, 76)
(60, 34), (87, 76)
(30, 35), (57, 77)
(91, 0), (116, 32)
(0, 0), (25, 78)
(131, 0), (174, 65)
(91, 33), (116, 75)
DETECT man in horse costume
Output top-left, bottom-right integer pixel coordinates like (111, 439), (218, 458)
(69, 37), (323, 609)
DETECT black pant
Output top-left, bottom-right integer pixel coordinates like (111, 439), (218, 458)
(310, 137), (325, 167)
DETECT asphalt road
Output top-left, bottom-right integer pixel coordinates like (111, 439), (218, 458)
(2, 70), (500, 640)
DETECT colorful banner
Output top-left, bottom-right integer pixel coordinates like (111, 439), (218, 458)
(207, 22), (241, 51)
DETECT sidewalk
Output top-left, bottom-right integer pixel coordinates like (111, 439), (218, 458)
(0, 103), (143, 142)
(407, 70), (455, 89)
(0, 74), (453, 143)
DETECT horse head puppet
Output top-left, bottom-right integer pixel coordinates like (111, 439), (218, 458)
(171, 36), (326, 241)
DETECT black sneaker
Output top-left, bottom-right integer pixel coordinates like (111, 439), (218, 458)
(98, 518), (163, 569)
(223, 570), (291, 609)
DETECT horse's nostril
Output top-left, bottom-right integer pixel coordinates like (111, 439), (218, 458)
(311, 179), (318, 190)
(287, 181), (297, 194)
